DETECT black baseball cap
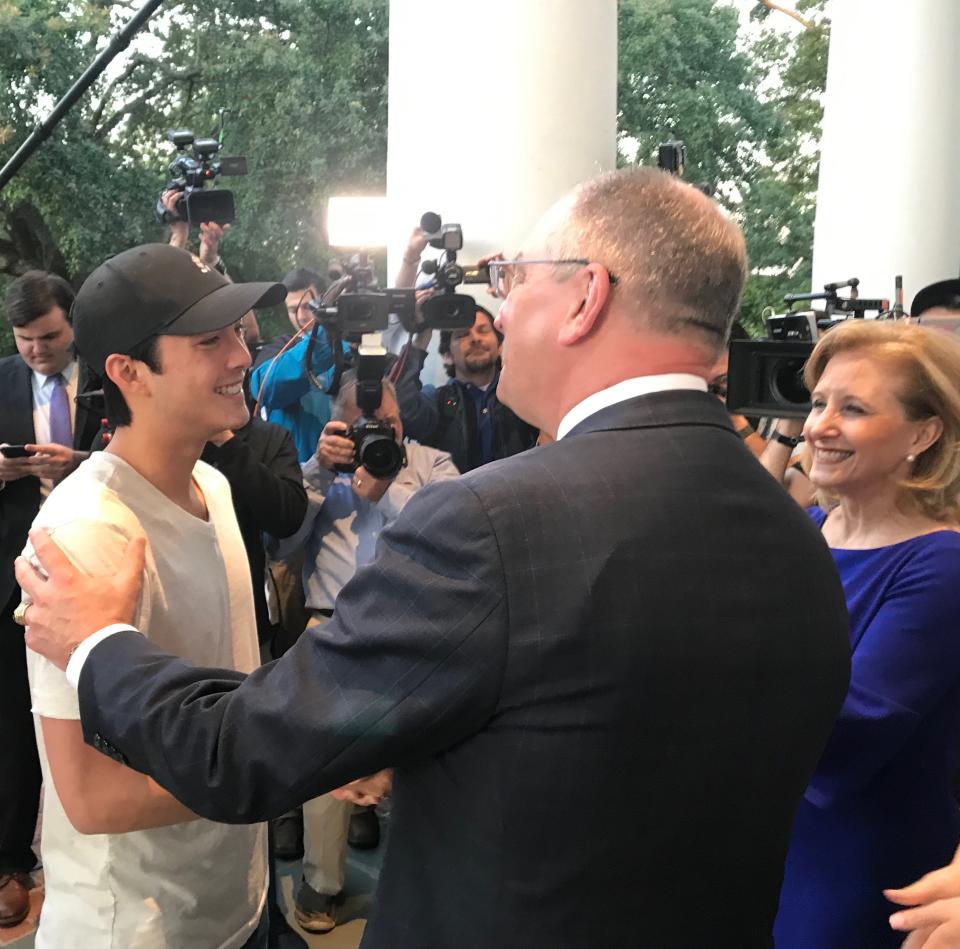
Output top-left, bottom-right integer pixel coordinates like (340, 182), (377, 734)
(72, 243), (286, 374)
(911, 278), (960, 318)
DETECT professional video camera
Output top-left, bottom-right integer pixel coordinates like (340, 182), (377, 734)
(726, 277), (893, 419)
(155, 126), (247, 227)
(417, 211), (490, 327)
(309, 211), (489, 342)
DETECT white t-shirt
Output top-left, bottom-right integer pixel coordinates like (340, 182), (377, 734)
(24, 452), (267, 949)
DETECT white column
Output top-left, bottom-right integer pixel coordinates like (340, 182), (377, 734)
(811, 0), (960, 308)
(385, 0), (618, 369)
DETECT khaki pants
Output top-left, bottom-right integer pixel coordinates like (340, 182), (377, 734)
(300, 612), (352, 897)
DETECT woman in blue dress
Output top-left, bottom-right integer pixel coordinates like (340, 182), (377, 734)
(774, 320), (960, 949)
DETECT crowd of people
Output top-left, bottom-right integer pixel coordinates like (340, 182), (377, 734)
(2, 166), (960, 948)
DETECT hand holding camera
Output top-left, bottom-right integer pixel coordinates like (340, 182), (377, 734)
(317, 421), (397, 502)
(317, 421), (356, 471)
(162, 187), (229, 267)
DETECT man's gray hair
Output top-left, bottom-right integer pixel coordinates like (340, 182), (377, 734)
(554, 166), (748, 354)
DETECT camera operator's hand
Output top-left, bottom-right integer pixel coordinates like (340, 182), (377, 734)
(351, 466), (392, 504)
(161, 190), (189, 250)
(404, 226), (429, 265)
(198, 220), (230, 268)
(477, 251), (505, 299)
(412, 288), (434, 350)
(394, 226), (431, 288)
(316, 421), (355, 472)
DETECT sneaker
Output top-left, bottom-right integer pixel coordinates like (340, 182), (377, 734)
(347, 806), (380, 850)
(294, 893), (337, 934)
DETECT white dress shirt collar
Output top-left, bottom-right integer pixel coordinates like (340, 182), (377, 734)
(32, 358), (77, 390)
(556, 374), (708, 441)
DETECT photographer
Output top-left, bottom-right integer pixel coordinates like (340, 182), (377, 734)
(395, 302), (538, 472)
(248, 268), (342, 463)
(267, 370), (458, 934)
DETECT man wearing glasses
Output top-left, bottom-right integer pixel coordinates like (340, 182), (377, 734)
(18, 167), (850, 949)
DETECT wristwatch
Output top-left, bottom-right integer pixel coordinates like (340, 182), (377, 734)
(771, 431), (802, 449)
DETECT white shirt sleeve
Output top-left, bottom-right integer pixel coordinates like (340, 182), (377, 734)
(24, 517), (149, 713)
(65, 625), (139, 690)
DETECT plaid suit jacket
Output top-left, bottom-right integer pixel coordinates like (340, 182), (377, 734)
(79, 390), (850, 949)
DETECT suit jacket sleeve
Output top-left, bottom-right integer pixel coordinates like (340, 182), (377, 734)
(78, 477), (508, 823)
(394, 346), (442, 444)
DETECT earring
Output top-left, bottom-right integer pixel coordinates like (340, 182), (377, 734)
(907, 454), (916, 463)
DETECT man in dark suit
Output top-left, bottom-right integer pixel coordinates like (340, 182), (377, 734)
(0, 271), (100, 926)
(17, 168), (851, 948)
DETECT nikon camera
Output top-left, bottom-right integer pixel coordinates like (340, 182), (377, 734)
(335, 419), (405, 481)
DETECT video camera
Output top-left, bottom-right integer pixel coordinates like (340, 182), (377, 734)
(155, 126), (247, 227)
(657, 139), (713, 197)
(726, 277), (893, 419)
(309, 211), (490, 341)
(417, 211), (490, 328)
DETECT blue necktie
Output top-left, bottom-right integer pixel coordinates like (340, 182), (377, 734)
(49, 373), (72, 447)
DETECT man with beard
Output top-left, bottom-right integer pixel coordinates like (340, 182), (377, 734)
(395, 304), (537, 472)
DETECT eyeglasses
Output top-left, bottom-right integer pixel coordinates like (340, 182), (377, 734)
(487, 258), (618, 299)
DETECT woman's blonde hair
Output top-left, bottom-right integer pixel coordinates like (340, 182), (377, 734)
(803, 320), (960, 521)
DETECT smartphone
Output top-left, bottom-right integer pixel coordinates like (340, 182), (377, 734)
(0, 445), (35, 458)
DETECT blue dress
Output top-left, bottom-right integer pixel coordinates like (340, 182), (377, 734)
(775, 508), (960, 948)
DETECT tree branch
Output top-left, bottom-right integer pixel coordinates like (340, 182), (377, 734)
(90, 53), (151, 130)
(94, 66), (202, 138)
(761, 0), (812, 29)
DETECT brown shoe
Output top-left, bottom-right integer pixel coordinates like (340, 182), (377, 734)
(0, 873), (30, 928)
(293, 894), (337, 934)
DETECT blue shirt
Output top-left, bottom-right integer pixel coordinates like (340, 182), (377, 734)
(461, 380), (497, 468)
(775, 507), (960, 949)
(248, 330), (341, 464)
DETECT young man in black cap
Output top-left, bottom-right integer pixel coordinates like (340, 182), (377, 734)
(911, 278), (960, 329)
(19, 244), (285, 949)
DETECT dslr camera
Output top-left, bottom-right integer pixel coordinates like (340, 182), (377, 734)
(334, 351), (406, 480)
(155, 129), (247, 227)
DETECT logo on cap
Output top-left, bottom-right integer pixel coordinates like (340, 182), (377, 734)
(190, 255), (211, 274)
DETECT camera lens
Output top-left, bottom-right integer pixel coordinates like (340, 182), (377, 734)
(358, 432), (403, 480)
(770, 357), (810, 405)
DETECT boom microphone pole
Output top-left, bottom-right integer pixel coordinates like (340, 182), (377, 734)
(0, 0), (164, 193)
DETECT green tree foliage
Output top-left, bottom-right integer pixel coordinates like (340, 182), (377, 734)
(1, 0), (829, 356)
(0, 0), (388, 354)
(618, 0), (830, 335)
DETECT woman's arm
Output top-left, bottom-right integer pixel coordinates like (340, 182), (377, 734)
(805, 540), (960, 808)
